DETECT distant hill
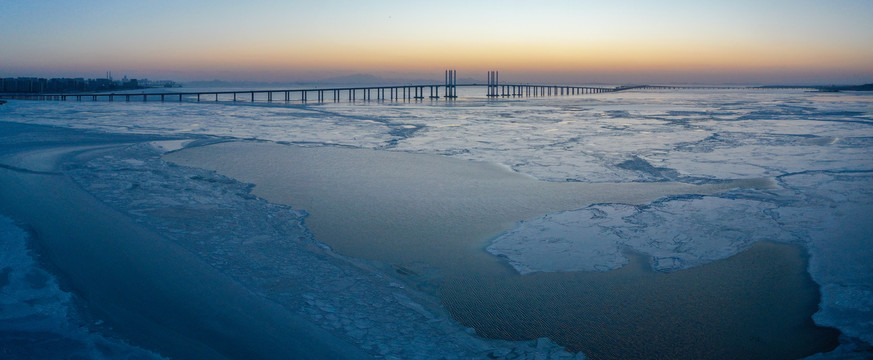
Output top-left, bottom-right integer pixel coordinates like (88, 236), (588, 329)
(760, 83), (873, 92)
(813, 83), (873, 92)
(317, 74), (386, 85)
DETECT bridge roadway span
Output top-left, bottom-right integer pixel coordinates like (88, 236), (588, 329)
(0, 84), (811, 103)
(1, 83), (620, 103)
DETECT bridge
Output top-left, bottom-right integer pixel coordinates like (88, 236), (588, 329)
(0, 70), (812, 103)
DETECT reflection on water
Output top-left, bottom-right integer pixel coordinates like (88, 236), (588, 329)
(166, 142), (839, 360)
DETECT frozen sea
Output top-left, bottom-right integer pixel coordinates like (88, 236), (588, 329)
(0, 87), (871, 359)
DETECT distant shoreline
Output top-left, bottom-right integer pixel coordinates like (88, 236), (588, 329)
(4, 83), (871, 96)
(760, 83), (873, 92)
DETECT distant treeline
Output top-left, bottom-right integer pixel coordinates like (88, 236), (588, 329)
(0, 77), (178, 93)
(813, 84), (873, 92)
(760, 83), (873, 92)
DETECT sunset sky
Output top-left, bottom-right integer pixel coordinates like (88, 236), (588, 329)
(2, 0), (872, 84)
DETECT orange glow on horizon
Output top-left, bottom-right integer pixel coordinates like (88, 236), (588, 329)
(129, 37), (871, 81)
(3, 1), (872, 84)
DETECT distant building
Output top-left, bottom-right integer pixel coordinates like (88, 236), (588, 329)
(1, 77), (45, 93)
(0, 75), (166, 93)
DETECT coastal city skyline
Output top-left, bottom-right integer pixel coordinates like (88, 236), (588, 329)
(2, 1), (872, 85)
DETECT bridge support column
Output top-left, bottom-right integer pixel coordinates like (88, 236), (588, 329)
(444, 69), (457, 98)
(487, 70), (498, 97)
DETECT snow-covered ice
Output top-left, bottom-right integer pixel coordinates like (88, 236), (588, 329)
(1, 88), (871, 359)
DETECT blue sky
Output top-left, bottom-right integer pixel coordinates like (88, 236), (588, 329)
(2, 0), (872, 84)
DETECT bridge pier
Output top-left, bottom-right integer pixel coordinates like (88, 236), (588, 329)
(445, 70), (458, 98)
(487, 71), (496, 97)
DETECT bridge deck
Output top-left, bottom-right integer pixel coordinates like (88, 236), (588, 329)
(0, 83), (619, 102)
(0, 84), (813, 103)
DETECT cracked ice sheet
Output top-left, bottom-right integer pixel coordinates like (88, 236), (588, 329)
(487, 193), (800, 274)
(0, 101), (395, 148)
(11, 90), (868, 184)
(387, 97), (717, 182)
(380, 90), (871, 183)
(488, 172), (873, 353)
(778, 172), (873, 346)
(661, 139), (873, 179)
(4, 89), (873, 355)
